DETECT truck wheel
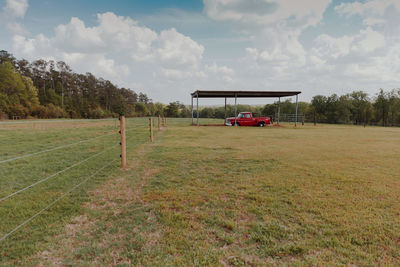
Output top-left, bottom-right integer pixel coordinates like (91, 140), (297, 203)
(258, 122), (265, 127)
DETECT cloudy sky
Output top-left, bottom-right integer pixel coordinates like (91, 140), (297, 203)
(0, 0), (399, 104)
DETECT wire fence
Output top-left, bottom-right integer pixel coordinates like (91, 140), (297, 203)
(0, 144), (118, 202)
(0, 117), (163, 247)
(268, 113), (305, 124)
(0, 132), (117, 165)
(0, 159), (118, 242)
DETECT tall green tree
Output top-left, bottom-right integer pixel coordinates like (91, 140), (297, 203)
(0, 62), (40, 118)
(374, 89), (389, 126)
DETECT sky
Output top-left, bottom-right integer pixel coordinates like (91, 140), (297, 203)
(0, 0), (399, 105)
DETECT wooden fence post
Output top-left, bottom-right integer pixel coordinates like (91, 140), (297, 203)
(149, 117), (153, 142)
(120, 116), (126, 170)
(165, 117), (167, 128)
(162, 116), (165, 127)
(158, 115), (161, 131)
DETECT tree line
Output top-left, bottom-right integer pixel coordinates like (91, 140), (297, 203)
(0, 51), (161, 119)
(1, 51), (399, 126)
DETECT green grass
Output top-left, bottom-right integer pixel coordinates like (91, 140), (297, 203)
(0, 118), (155, 264)
(1, 119), (400, 265)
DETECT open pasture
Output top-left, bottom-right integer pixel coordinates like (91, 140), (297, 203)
(1, 119), (400, 265)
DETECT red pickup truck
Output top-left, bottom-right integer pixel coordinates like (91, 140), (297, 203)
(225, 112), (271, 127)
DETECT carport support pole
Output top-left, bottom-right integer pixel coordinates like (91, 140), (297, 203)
(196, 93), (199, 126)
(295, 94), (299, 127)
(234, 94), (237, 126)
(191, 95), (194, 125)
(224, 97), (227, 120)
(277, 97), (281, 125)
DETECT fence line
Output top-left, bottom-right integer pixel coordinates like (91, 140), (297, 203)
(269, 113), (304, 123)
(0, 132), (117, 165)
(0, 118), (118, 125)
(0, 144), (119, 202)
(0, 159), (118, 242)
(0, 119), (160, 244)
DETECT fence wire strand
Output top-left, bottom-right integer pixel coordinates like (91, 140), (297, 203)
(0, 131), (117, 165)
(0, 144), (119, 202)
(0, 159), (118, 242)
(0, 119), (151, 244)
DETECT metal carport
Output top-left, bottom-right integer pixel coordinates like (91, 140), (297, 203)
(190, 90), (302, 126)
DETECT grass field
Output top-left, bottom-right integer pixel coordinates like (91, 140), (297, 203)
(1, 119), (400, 266)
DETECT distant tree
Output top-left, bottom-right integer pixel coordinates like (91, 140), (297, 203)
(200, 107), (215, 118)
(374, 89), (389, 126)
(262, 104), (276, 116)
(349, 91), (369, 125)
(0, 50), (16, 65)
(135, 102), (149, 117)
(138, 92), (150, 104)
(0, 62), (40, 118)
(388, 89), (400, 126)
(336, 95), (352, 123)
(165, 101), (180, 117)
(325, 94), (340, 123)
(311, 95), (327, 123)
(153, 103), (165, 116)
(0, 52), (159, 119)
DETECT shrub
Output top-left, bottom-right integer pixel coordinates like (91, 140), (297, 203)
(89, 107), (105, 119)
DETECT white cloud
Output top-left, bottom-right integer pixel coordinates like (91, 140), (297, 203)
(12, 13), (206, 79)
(205, 62), (234, 83)
(204, 0), (331, 29)
(53, 17), (104, 51)
(204, 0), (329, 83)
(334, 0), (399, 18)
(342, 42), (400, 83)
(201, 0), (398, 99)
(97, 12), (158, 61)
(206, 62), (233, 76)
(11, 11), (236, 102)
(1, 0), (29, 34)
(306, 25), (400, 89)
(157, 28), (204, 67)
(159, 68), (206, 80)
(335, 0), (400, 33)
(311, 27), (386, 63)
(352, 27), (385, 53)
(312, 34), (354, 60)
(6, 1), (400, 103)
(4, 0), (28, 18)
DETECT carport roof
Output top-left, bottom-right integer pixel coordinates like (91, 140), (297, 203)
(191, 90), (301, 98)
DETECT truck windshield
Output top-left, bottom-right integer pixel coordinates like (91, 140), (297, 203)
(237, 114), (244, 118)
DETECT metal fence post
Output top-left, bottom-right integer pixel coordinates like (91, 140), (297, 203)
(277, 97), (281, 125)
(295, 94), (298, 127)
(234, 93), (237, 126)
(149, 117), (153, 142)
(120, 116), (126, 170)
